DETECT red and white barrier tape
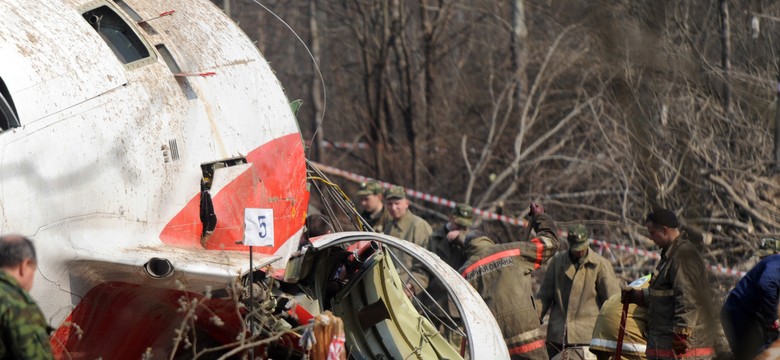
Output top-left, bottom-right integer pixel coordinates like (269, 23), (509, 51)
(311, 161), (748, 278)
(305, 140), (370, 150)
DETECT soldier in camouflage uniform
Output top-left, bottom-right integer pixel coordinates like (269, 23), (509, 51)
(0, 234), (53, 359)
(356, 181), (391, 233)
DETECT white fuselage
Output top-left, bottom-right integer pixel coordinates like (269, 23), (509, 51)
(0, 0), (307, 330)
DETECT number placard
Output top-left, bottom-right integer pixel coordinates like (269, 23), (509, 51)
(243, 208), (274, 246)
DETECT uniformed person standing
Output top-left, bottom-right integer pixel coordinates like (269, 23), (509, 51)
(537, 225), (620, 358)
(356, 181), (391, 233)
(419, 203), (474, 346)
(459, 203), (559, 359)
(0, 234), (54, 359)
(427, 203), (472, 271)
(382, 185), (433, 295)
(622, 209), (716, 360)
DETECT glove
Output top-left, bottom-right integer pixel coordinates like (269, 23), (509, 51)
(770, 319), (780, 331)
(528, 202), (544, 217)
(620, 287), (643, 305)
(672, 333), (688, 355)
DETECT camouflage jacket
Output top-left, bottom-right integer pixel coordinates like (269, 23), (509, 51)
(0, 272), (53, 360)
(643, 233), (715, 359)
(459, 213), (559, 359)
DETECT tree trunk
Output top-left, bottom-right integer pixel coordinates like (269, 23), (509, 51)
(390, 0), (417, 187)
(512, 0), (528, 105)
(421, 0), (435, 180)
(720, 0), (732, 119)
(223, 0), (230, 19)
(309, 0), (324, 162)
(775, 74), (780, 173)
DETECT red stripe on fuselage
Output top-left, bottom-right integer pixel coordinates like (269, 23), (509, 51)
(159, 133), (309, 253)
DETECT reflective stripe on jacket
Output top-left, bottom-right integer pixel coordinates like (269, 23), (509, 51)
(589, 293), (647, 360)
(643, 233), (715, 359)
(460, 213), (559, 359)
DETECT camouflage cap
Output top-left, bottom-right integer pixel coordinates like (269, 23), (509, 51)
(385, 185), (407, 200)
(452, 203), (474, 227)
(759, 238), (779, 258)
(357, 181), (383, 196)
(567, 225), (589, 251)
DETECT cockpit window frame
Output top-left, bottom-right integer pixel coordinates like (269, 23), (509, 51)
(0, 77), (19, 132)
(79, 0), (156, 70)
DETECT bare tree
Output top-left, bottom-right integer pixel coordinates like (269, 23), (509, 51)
(229, 0), (780, 272)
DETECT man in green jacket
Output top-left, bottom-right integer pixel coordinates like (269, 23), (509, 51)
(382, 185), (433, 295)
(537, 225), (620, 358)
(0, 234), (54, 359)
(622, 208), (716, 359)
(460, 203), (559, 359)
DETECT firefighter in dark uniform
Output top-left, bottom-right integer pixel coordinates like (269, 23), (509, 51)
(622, 208), (716, 360)
(459, 203), (559, 359)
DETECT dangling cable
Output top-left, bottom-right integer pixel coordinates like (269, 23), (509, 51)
(248, 0), (327, 147)
(306, 160), (370, 231)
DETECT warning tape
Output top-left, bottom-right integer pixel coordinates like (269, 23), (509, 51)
(311, 162), (748, 278)
(304, 140), (369, 150)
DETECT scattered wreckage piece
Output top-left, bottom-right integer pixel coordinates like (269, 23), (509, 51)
(285, 231), (510, 360)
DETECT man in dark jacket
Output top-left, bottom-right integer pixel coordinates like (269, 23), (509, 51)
(622, 208), (715, 360)
(460, 203), (559, 359)
(721, 239), (780, 359)
(418, 203), (473, 346)
(356, 180), (391, 232)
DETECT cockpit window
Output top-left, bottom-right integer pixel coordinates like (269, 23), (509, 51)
(83, 6), (150, 64)
(0, 78), (19, 131)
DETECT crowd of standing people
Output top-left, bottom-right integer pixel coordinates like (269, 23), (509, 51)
(354, 180), (780, 360)
(0, 179), (776, 359)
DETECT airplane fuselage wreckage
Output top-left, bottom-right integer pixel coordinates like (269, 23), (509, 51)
(0, 0), (508, 358)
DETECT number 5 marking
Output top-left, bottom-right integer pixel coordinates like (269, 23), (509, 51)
(258, 215), (267, 238)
